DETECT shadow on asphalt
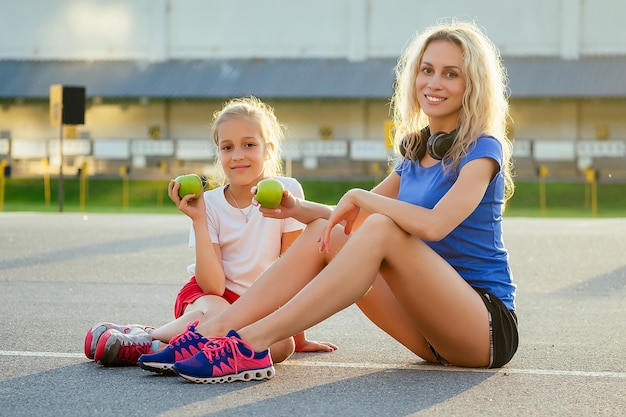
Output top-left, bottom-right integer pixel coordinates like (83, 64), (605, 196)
(0, 361), (493, 416)
(555, 265), (626, 297)
(0, 232), (184, 271)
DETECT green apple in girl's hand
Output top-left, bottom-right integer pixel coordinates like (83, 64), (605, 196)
(174, 174), (203, 199)
(254, 178), (284, 208)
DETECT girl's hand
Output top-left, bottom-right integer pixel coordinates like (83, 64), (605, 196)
(320, 190), (361, 253)
(168, 180), (206, 221)
(251, 186), (298, 219)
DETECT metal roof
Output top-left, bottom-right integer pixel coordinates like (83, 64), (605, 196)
(1, 56), (625, 100)
(505, 56), (626, 98)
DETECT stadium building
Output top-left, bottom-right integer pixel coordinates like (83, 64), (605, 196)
(1, 0), (625, 180)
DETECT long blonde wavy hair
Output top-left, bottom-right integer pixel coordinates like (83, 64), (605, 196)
(391, 20), (514, 201)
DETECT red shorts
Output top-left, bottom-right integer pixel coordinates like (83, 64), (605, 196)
(173, 276), (241, 319)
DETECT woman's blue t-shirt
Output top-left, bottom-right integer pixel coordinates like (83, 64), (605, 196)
(395, 135), (516, 310)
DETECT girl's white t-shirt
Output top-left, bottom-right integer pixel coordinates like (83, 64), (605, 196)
(187, 176), (305, 295)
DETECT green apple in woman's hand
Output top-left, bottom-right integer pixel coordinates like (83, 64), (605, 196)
(254, 178), (284, 208)
(174, 174), (203, 199)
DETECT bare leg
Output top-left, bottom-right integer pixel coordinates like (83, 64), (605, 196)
(237, 214), (490, 367)
(145, 293), (296, 362)
(150, 295), (230, 343)
(355, 274), (438, 363)
(193, 219), (347, 337)
(268, 337), (295, 363)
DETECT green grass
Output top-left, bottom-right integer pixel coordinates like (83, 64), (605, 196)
(1, 177), (625, 217)
(507, 181), (626, 217)
(0, 177), (174, 214)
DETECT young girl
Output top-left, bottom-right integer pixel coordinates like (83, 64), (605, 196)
(84, 96), (336, 370)
(164, 20), (519, 384)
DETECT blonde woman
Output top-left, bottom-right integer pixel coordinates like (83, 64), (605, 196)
(171, 20), (519, 383)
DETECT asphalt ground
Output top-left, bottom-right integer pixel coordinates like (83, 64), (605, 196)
(0, 212), (624, 417)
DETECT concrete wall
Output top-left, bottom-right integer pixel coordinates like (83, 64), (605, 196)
(2, 0), (626, 61)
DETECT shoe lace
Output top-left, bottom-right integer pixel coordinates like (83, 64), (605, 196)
(169, 322), (225, 353)
(170, 321), (200, 347)
(119, 339), (151, 362)
(201, 337), (238, 369)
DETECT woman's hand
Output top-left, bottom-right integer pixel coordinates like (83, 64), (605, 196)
(320, 189), (361, 253)
(168, 180), (206, 221)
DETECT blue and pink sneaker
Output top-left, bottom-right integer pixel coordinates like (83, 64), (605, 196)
(172, 330), (275, 384)
(138, 321), (210, 375)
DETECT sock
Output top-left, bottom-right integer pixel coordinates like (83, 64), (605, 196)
(151, 340), (161, 352)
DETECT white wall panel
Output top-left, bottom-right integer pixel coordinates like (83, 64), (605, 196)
(92, 140), (130, 159)
(0, 0), (158, 60)
(581, 0), (626, 55)
(534, 140), (576, 161)
(1, 0), (623, 60)
(0, 139), (9, 155)
(11, 140), (48, 159)
(168, 0), (352, 59)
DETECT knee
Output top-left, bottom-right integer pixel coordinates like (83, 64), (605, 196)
(268, 337), (296, 363)
(358, 213), (398, 243)
(304, 217), (329, 234)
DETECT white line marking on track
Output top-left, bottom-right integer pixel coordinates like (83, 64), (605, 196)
(1, 351), (623, 379)
(0, 351), (84, 359)
(282, 360), (626, 379)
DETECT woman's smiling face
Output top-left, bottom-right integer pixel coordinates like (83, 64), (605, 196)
(415, 39), (466, 131)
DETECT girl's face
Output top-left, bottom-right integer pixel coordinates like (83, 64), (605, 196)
(216, 116), (267, 187)
(415, 40), (466, 131)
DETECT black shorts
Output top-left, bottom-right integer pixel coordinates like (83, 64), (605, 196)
(428, 287), (518, 368)
(474, 287), (518, 368)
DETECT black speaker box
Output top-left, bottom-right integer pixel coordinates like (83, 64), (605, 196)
(62, 86), (86, 125)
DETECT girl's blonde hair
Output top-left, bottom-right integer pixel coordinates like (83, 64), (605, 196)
(391, 19), (514, 201)
(211, 96), (285, 184)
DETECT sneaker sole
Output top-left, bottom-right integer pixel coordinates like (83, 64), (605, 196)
(175, 366), (275, 384)
(138, 361), (176, 375)
(84, 327), (95, 359)
(84, 324), (110, 360)
(95, 332), (120, 366)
